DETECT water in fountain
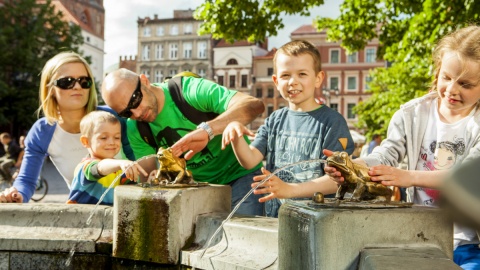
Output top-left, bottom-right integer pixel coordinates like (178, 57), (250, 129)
(199, 158), (327, 258)
(65, 154), (158, 266)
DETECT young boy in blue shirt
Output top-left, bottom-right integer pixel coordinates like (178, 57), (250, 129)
(68, 111), (148, 205)
(222, 40), (354, 217)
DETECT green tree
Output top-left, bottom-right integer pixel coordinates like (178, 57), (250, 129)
(0, 0), (84, 138)
(194, 0), (325, 43)
(195, 0), (480, 138)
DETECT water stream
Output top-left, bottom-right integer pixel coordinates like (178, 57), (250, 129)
(65, 154), (158, 266)
(199, 158), (326, 258)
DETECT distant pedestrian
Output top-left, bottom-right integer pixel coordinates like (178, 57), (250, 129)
(0, 133), (22, 182)
(367, 134), (382, 154)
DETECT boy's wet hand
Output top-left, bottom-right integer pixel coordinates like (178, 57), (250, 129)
(222, 121), (254, 150)
(121, 161), (148, 182)
(251, 167), (293, 203)
(322, 148), (344, 183)
(324, 165), (344, 184)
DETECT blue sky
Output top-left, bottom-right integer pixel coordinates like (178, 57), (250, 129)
(103, 0), (342, 70)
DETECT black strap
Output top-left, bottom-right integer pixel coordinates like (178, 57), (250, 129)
(137, 76), (219, 151)
(137, 121), (157, 150)
(168, 76), (218, 124)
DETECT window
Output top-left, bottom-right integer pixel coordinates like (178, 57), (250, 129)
(141, 69), (150, 79)
(330, 49), (340, 64)
(347, 76), (357, 90)
(169, 69), (177, 77)
(217, 75), (224, 86)
(183, 42), (192, 59)
(256, 88), (262, 98)
(267, 88), (274, 98)
(184, 24), (193, 34)
(155, 44), (164, 60)
(155, 70), (163, 82)
(226, 58), (238, 65)
(170, 25), (178, 35)
(347, 103), (356, 119)
(241, 74), (248, 88)
(143, 26), (151, 37)
(229, 75), (236, 88)
(267, 104), (274, 116)
(330, 77), (339, 90)
(267, 68), (274, 76)
(156, 26), (164, 36)
(198, 68), (206, 77)
(366, 48), (376, 63)
(198, 41), (207, 58)
(330, 103), (338, 112)
(169, 43), (178, 59)
(142, 45), (150, 60)
(347, 52), (357, 63)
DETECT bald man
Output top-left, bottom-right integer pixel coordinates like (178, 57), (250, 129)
(101, 68), (265, 216)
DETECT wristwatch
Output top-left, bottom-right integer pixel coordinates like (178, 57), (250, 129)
(197, 122), (214, 141)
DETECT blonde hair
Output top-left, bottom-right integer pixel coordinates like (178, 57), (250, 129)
(80, 111), (119, 139)
(273, 40), (322, 74)
(430, 25), (480, 92)
(38, 51), (98, 124)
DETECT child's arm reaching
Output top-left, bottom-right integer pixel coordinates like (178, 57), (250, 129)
(368, 164), (446, 189)
(96, 159), (148, 182)
(252, 167), (338, 202)
(222, 121), (264, 169)
(323, 149), (445, 189)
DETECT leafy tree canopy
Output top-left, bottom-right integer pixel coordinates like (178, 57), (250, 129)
(195, 0), (324, 43)
(0, 0), (84, 138)
(195, 0), (480, 138)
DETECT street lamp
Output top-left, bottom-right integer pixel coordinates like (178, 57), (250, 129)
(322, 86), (339, 106)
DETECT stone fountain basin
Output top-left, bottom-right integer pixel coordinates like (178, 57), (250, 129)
(0, 203), (113, 253)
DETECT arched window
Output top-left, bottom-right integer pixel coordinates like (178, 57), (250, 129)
(226, 58), (238, 65)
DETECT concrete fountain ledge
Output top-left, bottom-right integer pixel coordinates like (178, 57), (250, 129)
(0, 203), (113, 253)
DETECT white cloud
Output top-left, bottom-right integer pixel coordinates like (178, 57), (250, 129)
(103, 0), (341, 70)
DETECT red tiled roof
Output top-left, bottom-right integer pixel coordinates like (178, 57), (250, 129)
(291, 24), (317, 35)
(49, 1), (97, 37)
(255, 48), (276, 60)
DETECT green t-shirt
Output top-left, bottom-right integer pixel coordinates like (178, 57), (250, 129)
(127, 76), (261, 184)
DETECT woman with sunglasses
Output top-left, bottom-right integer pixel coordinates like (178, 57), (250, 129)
(0, 52), (134, 203)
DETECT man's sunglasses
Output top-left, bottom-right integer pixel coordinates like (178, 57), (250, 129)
(53, 76), (92, 90)
(118, 79), (143, 118)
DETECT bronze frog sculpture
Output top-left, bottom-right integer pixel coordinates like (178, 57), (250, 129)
(326, 151), (392, 202)
(152, 147), (194, 185)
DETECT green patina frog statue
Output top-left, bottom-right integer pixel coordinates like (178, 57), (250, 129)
(326, 151), (392, 202)
(152, 147), (194, 185)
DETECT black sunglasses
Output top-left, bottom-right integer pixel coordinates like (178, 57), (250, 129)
(53, 76), (92, 90)
(118, 79), (143, 118)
